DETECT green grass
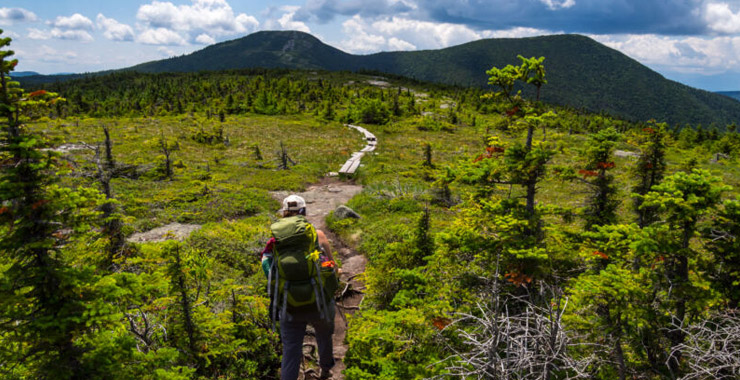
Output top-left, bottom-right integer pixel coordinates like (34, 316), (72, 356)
(35, 114), (364, 231)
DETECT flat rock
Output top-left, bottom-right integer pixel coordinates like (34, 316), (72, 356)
(43, 143), (88, 153)
(127, 223), (202, 243)
(614, 150), (640, 158)
(334, 205), (360, 220)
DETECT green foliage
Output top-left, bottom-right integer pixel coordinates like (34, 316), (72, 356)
(632, 121), (667, 227)
(0, 30), (117, 379)
(346, 98), (391, 125)
(704, 199), (740, 308)
(581, 127), (621, 229)
(189, 124), (224, 145)
(254, 90), (279, 115)
(6, 40), (740, 379)
(344, 308), (442, 380)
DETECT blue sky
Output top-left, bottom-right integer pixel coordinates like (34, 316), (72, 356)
(2, 0), (740, 91)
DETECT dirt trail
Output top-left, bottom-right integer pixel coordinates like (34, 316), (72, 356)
(270, 177), (366, 380)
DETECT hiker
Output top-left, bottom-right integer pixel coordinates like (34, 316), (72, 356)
(262, 194), (339, 380)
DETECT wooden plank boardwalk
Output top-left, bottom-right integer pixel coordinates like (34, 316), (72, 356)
(338, 124), (376, 176)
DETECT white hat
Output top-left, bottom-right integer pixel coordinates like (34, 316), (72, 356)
(282, 194), (306, 212)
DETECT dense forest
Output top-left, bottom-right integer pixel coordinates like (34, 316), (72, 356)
(3, 29), (740, 380)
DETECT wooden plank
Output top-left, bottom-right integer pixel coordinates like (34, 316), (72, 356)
(340, 124), (375, 175)
(339, 159), (355, 173)
(346, 159), (361, 174)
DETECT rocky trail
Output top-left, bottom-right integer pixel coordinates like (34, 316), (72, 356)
(270, 177), (366, 380)
(127, 123), (373, 379)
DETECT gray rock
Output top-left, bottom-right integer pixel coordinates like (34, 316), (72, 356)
(710, 153), (730, 163)
(334, 205), (361, 220)
(127, 223), (202, 243)
(614, 150), (640, 158)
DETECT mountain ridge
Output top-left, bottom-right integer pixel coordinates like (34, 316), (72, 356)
(26, 30), (740, 127)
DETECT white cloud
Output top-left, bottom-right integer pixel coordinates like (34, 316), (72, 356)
(50, 28), (94, 42)
(705, 2), (740, 34)
(481, 27), (556, 39)
(0, 8), (37, 25)
(195, 33), (216, 45)
(17, 45), (78, 65)
(50, 13), (94, 31)
(97, 14), (135, 41)
(372, 17), (481, 48)
(591, 33), (740, 75)
(337, 16), (387, 53)
(539, 0), (576, 10)
(27, 13), (95, 42)
(136, 0), (259, 44)
(336, 15), (552, 53)
(0, 7), (37, 25)
(158, 46), (177, 57)
(388, 37), (415, 51)
(138, 27), (188, 46)
(263, 6), (312, 33)
(235, 13), (260, 32)
(27, 28), (51, 40)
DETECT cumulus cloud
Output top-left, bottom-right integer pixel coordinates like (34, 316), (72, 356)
(336, 15), (551, 53)
(337, 16), (387, 52)
(0, 7), (37, 25)
(50, 13), (94, 30)
(388, 37), (416, 50)
(50, 29), (94, 42)
(40, 46), (77, 63)
(195, 33), (216, 45)
(138, 27), (188, 45)
(294, 0), (416, 23)
(591, 34), (740, 74)
(97, 14), (135, 41)
(263, 6), (312, 33)
(298, 0), (707, 35)
(27, 28), (51, 40)
(34, 13), (96, 42)
(373, 17), (485, 48)
(135, 0), (259, 45)
(157, 46), (177, 57)
(481, 27), (557, 39)
(705, 2), (740, 34)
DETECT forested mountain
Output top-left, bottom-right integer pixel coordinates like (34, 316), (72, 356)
(26, 30), (740, 127)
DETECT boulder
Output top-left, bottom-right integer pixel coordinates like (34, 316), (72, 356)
(614, 150), (640, 158)
(334, 205), (361, 220)
(710, 152), (730, 163)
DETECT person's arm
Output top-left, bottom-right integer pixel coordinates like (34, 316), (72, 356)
(261, 237), (276, 277)
(316, 230), (335, 262)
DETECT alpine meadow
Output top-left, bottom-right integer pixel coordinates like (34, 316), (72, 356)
(3, 21), (740, 380)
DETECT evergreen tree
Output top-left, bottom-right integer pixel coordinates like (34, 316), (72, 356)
(632, 121), (667, 227)
(704, 199), (740, 308)
(581, 127), (620, 229)
(0, 29), (109, 379)
(641, 169), (730, 376)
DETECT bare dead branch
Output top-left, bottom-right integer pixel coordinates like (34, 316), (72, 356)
(671, 310), (740, 380)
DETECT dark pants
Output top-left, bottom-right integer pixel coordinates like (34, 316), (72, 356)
(280, 302), (336, 380)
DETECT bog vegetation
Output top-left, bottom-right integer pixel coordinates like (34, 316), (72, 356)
(2, 29), (740, 380)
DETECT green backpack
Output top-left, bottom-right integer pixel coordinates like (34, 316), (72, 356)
(267, 215), (338, 322)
